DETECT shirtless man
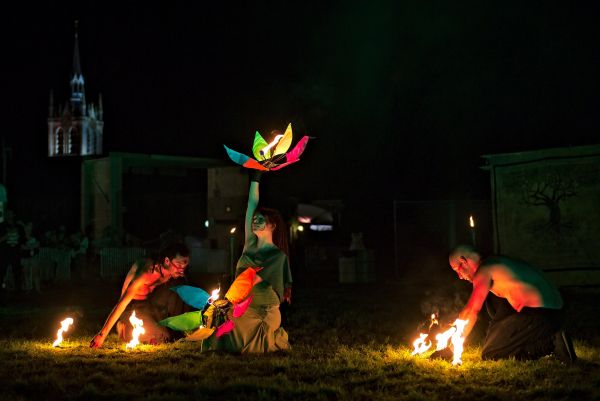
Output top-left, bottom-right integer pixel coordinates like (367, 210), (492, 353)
(90, 242), (190, 348)
(449, 244), (576, 362)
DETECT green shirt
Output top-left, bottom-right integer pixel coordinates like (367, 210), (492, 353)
(236, 237), (292, 307)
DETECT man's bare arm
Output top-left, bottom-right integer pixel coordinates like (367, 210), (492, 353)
(90, 274), (145, 348)
(459, 270), (492, 339)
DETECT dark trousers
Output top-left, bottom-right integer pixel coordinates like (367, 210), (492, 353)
(482, 294), (564, 360)
(118, 278), (191, 344)
(1, 248), (22, 293)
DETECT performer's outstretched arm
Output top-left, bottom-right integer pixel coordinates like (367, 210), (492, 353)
(243, 172), (261, 250)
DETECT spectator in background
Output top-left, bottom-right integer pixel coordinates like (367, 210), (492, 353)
(21, 221), (41, 294)
(70, 230), (89, 282)
(0, 210), (24, 296)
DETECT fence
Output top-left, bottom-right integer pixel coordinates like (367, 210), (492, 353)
(38, 247), (72, 281)
(99, 247), (147, 278)
(35, 246), (231, 281)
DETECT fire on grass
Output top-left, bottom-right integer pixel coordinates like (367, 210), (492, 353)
(411, 313), (469, 365)
(126, 311), (145, 349)
(52, 317), (74, 347)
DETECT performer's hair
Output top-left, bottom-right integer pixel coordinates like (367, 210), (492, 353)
(149, 241), (190, 275)
(449, 244), (480, 259)
(257, 207), (289, 256)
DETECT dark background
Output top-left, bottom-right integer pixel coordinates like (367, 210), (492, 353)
(1, 1), (599, 257)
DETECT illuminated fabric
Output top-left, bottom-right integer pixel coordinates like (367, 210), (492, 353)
(224, 123), (310, 171)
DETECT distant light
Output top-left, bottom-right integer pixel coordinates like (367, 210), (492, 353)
(298, 216), (311, 224)
(204, 220), (209, 228)
(297, 225), (304, 232)
(230, 227), (237, 234)
(309, 224), (333, 232)
(225, 205), (232, 213)
(469, 215), (475, 228)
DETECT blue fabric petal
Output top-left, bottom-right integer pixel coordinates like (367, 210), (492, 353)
(170, 285), (210, 309)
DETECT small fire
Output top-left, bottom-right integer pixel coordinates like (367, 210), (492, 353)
(411, 333), (432, 355)
(208, 287), (220, 304)
(259, 134), (284, 157)
(450, 319), (468, 365)
(126, 311), (145, 349)
(429, 313), (439, 330)
(469, 215), (475, 228)
(52, 317), (74, 347)
(411, 317), (469, 365)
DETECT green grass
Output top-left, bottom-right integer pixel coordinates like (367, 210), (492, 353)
(1, 278), (599, 401)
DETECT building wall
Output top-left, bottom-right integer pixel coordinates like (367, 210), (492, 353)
(485, 144), (600, 286)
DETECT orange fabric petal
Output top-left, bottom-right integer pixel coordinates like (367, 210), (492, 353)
(225, 267), (258, 303)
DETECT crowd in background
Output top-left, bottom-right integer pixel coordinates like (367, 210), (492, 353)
(0, 209), (89, 299)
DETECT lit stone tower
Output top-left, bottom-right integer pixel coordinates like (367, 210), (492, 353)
(48, 21), (103, 157)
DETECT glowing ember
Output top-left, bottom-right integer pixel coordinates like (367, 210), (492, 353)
(411, 316), (469, 365)
(208, 288), (220, 304)
(429, 313), (439, 329)
(52, 317), (74, 347)
(126, 311), (145, 349)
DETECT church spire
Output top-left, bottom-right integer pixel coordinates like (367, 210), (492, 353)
(70, 20), (85, 114)
(72, 21), (82, 76)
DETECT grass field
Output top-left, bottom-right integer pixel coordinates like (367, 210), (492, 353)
(1, 275), (599, 401)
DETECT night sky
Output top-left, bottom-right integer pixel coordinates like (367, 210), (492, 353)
(2, 2), (599, 236)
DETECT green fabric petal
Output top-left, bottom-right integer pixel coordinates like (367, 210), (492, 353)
(158, 311), (203, 331)
(252, 131), (269, 161)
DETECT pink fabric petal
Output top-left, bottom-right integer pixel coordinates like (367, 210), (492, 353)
(270, 159), (300, 171)
(270, 136), (309, 171)
(233, 295), (254, 318)
(286, 136), (309, 162)
(216, 320), (235, 338)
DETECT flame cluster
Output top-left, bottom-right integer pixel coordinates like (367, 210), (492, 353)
(52, 317), (74, 347)
(208, 288), (220, 304)
(411, 314), (469, 365)
(126, 311), (145, 349)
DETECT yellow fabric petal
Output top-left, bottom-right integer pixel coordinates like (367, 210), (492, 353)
(184, 327), (215, 342)
(273, 123), (293, 157)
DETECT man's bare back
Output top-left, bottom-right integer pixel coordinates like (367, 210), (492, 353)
(480, 256), (563, 312)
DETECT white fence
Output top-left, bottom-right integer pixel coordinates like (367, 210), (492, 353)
(35, 246), (229, 280)
(99, 247), (147, 278)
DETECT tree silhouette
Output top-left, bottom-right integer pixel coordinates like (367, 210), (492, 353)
(521, 174), (577, 234)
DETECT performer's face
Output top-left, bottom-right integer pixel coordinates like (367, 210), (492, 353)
(252, 213), (269, 233)
(450, 256), (474, 282)
(165, 254), (189, 278)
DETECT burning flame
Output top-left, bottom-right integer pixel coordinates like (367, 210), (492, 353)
(429, 313), (438, 329)
(52, 317), (74, 347)
(411, 317), (469, 365)
(411, 333), (432, 355)
(259, 134), (284, 157)
(208, 287), (220, 304)
(450, 319), (468, 365)
(469, 215), (475, 228)
(126, 311), (145, 349)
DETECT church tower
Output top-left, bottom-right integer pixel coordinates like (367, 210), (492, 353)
(48, 22), (104, 157)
